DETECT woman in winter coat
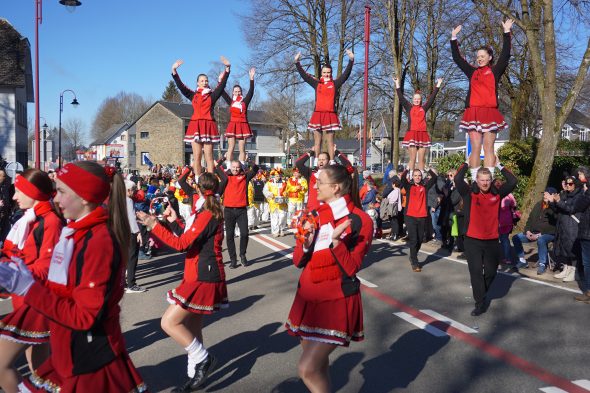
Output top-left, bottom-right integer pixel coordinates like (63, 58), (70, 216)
(549, 176), (583, 282)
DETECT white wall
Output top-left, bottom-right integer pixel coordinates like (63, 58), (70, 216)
(0, 87), (16, 163)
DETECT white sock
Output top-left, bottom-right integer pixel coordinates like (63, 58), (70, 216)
(470, 168), (478, 180)
(185, 338), (208, 377)
(487, 167), (495, 177)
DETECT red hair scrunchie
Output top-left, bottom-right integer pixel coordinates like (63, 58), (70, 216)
(203, 190), (214, 197)
(346, 166), (355, 175)
(104, 166), (116, 181)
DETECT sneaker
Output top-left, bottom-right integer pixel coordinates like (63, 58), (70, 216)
(537, 264), (547, 275)
(516, 261), (528, 269)
(125, 285), (147, 293)
(138, 252), (152, 260)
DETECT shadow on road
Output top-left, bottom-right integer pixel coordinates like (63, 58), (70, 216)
(204, 322), (299, 391)
(363, 242), (407, 269)
(359, 326), (450, 392)
(135, 253), (184, 290)
(226, 254), (292, 285)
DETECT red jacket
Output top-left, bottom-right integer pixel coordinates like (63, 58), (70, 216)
(296, 60), (354, 113)
(173, 69), (229, 121)
(152, 209), (225, 283)
(292, 197), (373, 301)
(25, 218), (128, 377)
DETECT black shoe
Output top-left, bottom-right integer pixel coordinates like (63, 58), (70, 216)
(240, 256), (249, 267)
(171, 354), (217, 392)
(470, 301), (488, 317)
(456, 253), (467, 260)
(229, 261), (238, 269)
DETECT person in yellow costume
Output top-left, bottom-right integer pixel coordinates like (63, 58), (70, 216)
(263, 168), (288, 237)
(284, 167), (308, 226)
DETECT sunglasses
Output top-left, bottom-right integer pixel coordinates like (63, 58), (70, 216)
(566, 182), (575, 186)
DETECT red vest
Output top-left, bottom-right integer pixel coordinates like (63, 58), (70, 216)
(406, 184), (428, 218)
(469, 66), (497, 108)
(409, 106), (427, 131)
(467, 192), (501, 239)
(192, 91), (213, 121)
(230, 100), (247, 123)
(315, 80), (336, 112)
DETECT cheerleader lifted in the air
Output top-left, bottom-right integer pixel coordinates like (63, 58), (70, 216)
(295, 49), (354, 160)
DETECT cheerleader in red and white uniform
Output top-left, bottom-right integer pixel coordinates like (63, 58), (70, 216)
(286, 164), (373, 393)
(295, 50), (354, 160)
(0, 162), (147, 393)
(171, 57), (231, 174)
(220, 67), (255, 163)
(0, 169), (62, 393)
(137, 172), (225, 392)
(451, 19), (513, 179)
(394, 76), (443, 173)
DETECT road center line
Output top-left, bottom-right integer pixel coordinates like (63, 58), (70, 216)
(540, 380), (590, 392)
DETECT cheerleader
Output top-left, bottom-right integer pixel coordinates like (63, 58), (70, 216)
(393, 76), (443, 173)
(171, 57), (231, 175)
(451, 19), (513, 179)
(0, 162), (147, 392)
(295, 50), (354, 160)
(286, 164), (372, 393)
(220, 68), (255, 163)
(0, 169), (62, 393)
(137, 172), (225, 392)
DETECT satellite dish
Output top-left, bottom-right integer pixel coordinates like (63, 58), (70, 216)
(5, 162), (24, 184)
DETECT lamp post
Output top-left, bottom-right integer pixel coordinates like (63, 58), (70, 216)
(58, 90), (79, 169)
(39, 117), (48, 170)
(33, 0), (82, 169)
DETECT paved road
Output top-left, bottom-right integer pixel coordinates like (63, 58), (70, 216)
(1, 224), (589, 393)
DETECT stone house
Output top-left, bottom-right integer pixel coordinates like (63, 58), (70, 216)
(0, 19), (33, 167)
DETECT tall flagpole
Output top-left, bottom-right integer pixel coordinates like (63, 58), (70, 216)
(361, 5), (371, 169)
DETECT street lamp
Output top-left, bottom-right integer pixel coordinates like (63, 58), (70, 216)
(39, 116), (48, 169)
(33, 0), (82, 169)
(58, 90), (79, 169)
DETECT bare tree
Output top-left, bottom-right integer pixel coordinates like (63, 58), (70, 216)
(90, 92), (152, 140)
(478, 0), (590, 227)
(63, 118), (86, 161)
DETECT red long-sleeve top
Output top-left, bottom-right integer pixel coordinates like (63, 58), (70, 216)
(451, 33), (511, 108)
(25, 216), (128, 377)
(221, 79), (254, 123)
(396, 87), (440, 132)
(292, 197), (373, 301)
(151, 209), (225, 283)
(296, 60), (353, 113)
(172, 68), (230, 121)
(401, 170), (438, 218)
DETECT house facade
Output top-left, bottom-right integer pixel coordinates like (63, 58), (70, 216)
(0, 19), (33, 167)
(89, 122), (129, 167)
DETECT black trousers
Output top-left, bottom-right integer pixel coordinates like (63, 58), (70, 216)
(464, 236), (501, 305)
(406, 216), (426, 266)
(225, 207), (249, 262)
(127, 232), (140, 287)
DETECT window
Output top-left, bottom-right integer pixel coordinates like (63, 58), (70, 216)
(140, 132), (149, 139)
(580, 129), (589, 142)
(120, 134), (126, 141)
(16, 101), (27, 127)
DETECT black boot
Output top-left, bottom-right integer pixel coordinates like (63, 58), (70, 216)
(229, 260), (238, 269)
(240, 255), (249, 267)
(172, 355), (217, 392)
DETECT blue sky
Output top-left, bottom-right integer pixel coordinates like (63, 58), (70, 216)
(4, 1), (254, 140)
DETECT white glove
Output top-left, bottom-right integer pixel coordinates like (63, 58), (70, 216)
(0, 257), (34, 296)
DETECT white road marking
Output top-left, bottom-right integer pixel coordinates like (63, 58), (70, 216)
(539, 380), (590, 392)
(358, 276), (378, 288)
(250, 235), (293, 259)
(375, 238), (581, 294)
(420, 309), (478, 334)
(393, 312), (448, 337)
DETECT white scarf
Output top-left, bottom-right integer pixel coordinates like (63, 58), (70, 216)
(198, 87), (212, 96)
(47, 227), (75, 285)
(184, 197), (206, 233)
(231, 95), (244, 113)
(5, 208), (37, 250)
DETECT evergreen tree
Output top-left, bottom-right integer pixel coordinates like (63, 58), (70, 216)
(161, 80), (184, 103)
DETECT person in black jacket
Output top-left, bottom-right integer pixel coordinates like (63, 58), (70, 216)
(572, 187), (590, 303)
(0, 169), (14, 245)
(548, 176), (583, 282)
(511, 188), (558, 275)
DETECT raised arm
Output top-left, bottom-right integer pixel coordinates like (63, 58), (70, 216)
(422, 83), (441, 112)
(450, 26), (475, 78)
(212, 58), (231, 102)
(220, 90), (232, 106)
(244, 68), (255, 106)
(246, 163), (259, 182)
(171, 63), (195, 101)
(334, 51), (354, 89)
(178, 167), (196, 197)
(395, 88), (412, 112)
(295, 152), (313, 181)
(455, 163), (470, 197)
(498, 164), (517, 199)
(214, 162), (228, 196)
(295, 52), (319, 88)
(493, 31), (512, 79)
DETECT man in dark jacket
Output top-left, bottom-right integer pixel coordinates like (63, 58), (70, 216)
(511, 187), (558, 274)
(572, 187), (590, 302)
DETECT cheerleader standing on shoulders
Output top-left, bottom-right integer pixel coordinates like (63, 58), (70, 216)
(295, 50), (354, 160)
(286, 164), (373, 393)
(0, 162), (147, 393)
(394, 76), (443, 173)
(137, 172), (226, 392)
(220, 68), (255, 163)
(0, 169), (62, 393)
(451, 19), (513, 179)
(172, 57), (231, 175)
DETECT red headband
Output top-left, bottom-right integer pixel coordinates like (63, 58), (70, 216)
(203, 190), (214, 197)
(57, 163), (110, 204)
(15, 175), (51, 201)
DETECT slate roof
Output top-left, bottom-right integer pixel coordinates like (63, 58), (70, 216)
(90, 123), (128, 146)
(0, 19), (34, 101)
